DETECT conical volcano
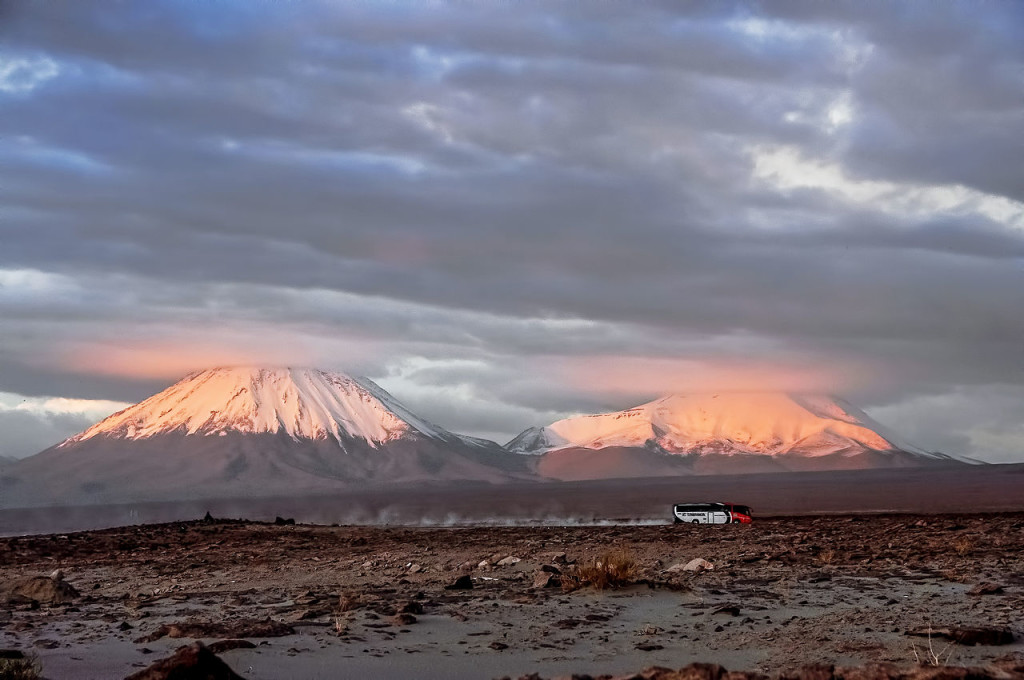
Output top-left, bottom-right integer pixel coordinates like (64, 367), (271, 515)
(1, 367), (532, 507)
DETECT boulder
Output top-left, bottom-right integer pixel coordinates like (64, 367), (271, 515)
(123, 642), (243, 680)
(136, 619), (295, 643)
(905, 626), (1014, 646)
(392, 613), (417, 626)
(967, 582), (1004, 596)
(445, 575), (473, 590)
(206, 639), (257, 654)
(497, 556), (522, 567)
(665, 558), (714, 573)
(533, 571), (561, 589)
(6, 574), (79, 605)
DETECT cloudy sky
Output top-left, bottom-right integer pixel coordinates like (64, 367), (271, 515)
(1, 1), (1022, 462)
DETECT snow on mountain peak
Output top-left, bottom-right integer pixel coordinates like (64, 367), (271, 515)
(60, 366), (447, 447)
(507, 392), (923, 458)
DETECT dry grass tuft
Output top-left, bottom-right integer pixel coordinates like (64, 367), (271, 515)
(817, 548), (836, 565)
(0, 655), (43, 680)
(952, 536), (974, 557)
(337, 591), (364, 612)
(562, 549), (638, 592)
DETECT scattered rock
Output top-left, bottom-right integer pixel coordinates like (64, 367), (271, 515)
(684, 558), (714, 572)
(5, 574), (79, 605)
(967, 582), (1004, 596)
(635, 642), (665, 651)
(497, 556), (522, 567)
(136, 619), (295, 643)
(711, 605), (741, 617)
(551, 552), (568, 564)
(667, 558), (715, 573)
(399, 601), (424, 615)
(445, 575), (474, 590)
(539, 564), (562, 575)
(407, 564), (422, 574)
(905, 626), (1014, 646)
(124, 642), (244, 680)
(489, 641), (508, 650)
(206, 639), (257, 654)
(392, 613), (417, 626)
(512, 661), (1024, 680)
(286, 608), (330, 622)
(533, 571), (561, 589)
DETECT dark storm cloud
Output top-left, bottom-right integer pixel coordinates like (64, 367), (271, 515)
(1, 0), (1022, 459)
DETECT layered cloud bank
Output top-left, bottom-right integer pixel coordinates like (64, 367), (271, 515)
(1, 2), (1022, 461)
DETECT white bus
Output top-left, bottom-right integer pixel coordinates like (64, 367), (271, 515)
(672, 502), (753, 524)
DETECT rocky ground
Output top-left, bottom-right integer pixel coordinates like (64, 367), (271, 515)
(1, 514), (1022, 679)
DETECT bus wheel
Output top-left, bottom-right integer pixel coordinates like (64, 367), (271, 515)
(732, 519), (741, 524)
(691, 520), (700, 524)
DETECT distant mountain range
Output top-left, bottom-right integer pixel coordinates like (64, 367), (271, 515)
(0, 366), (968, 507)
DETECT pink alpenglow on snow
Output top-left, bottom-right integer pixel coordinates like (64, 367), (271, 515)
(62, 366), (447, 447)
(507, 393), (962, 479)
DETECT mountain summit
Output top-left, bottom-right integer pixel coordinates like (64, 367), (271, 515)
(63, 366), (458, 449)
(3, 367), (531, 507)
(508, 393), (960, 480)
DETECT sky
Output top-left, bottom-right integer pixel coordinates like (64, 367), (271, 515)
(1, 1), (1022, 462)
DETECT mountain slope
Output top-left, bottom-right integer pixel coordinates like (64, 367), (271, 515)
(1, 367), (532, 507)
(508, 393), (963, 479)
(62, 367), (448, 447)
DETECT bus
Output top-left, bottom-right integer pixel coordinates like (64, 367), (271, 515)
(672, 502), (753, 524)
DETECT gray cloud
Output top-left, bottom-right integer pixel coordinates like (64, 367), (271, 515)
(1, 1), (1022, 461)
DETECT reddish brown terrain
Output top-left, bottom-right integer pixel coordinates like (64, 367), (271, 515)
(2, 513), (1023, 679)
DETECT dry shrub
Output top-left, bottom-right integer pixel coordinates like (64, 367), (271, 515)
(952, 536), (974, 557)
(563, 549), (637, 592)
(911, 626), (955, 667)
(817, 548), (836, 565)
(0, 655), (43, 680)
(337, 591), (364, 612)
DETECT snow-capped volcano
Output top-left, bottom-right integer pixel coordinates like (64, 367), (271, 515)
(3, 367), (532, 507)
(508, 393), (960, 479)
(63, 367), (452, 448)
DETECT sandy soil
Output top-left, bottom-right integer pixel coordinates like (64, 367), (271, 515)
(2, 514), (1023, 679)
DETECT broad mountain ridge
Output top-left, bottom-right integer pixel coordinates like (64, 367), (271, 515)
(508, 392), (962, 481)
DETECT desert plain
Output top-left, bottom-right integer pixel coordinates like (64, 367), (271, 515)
(2, 474), (1024, 680)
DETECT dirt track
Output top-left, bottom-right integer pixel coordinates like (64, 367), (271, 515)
(2, 513), (1023, 678)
